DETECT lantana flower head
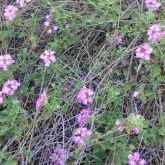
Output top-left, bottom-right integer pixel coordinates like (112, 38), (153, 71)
(128, 152), (146, 165)
(35, 91), (47, 109)
(2, 80), (20, 96)
(49, 147), (69, 165)
(40, 50), (56, 67)
(0, 54), (15, 71)
(77, 109), (91, 126)
(147, 24), (163, 43)
(135, 43), (153, 61)
(4, 5), (18, 21)
(77, 86), (94, 105)
(145, 0), (162, 11)
(74, 127), (91, 146)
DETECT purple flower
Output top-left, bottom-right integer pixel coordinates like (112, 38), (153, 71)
(2, 80), (20, 96)
(135, 43), (153, 61)
(115, 120), (124, 132)
(49, 147), (69, 165)
(40, 50), (56, 67)
(145, 0), (162, 11)
(132, 126), (139, 134)
(147, 24), (163, 43)
(74, 127), (91, 146)
(35, 91), (47, 109)
(128, 152), (146, 165)
(77, 109), (91, 126)
(4, 5), (18, 21)
(0, 54), (15, 71)
(77, 86), (94, 105)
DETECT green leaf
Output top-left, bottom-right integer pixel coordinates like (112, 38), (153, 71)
(159, 127), (165, 136)
(4, 160), (17, 165)
(153, 66), (161, 77)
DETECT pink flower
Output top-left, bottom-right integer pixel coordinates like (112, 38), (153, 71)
(53, 26), (59, 31)
(77, 109), (91, 126)
(0, 91), (4, 104)
(40, 50), (56, 67)
(133, 91), (139, 97)
(44, 21), (50, 27)
(147, 24), (163, 43)
(2, 80), (20, 96)
(135, 43), (153, 61)
(117, 35), (123, 44)
(47, 29), (52, 34)
(145, 0), (162, 11)
(128, 152), (146, 165)
(35, 91), (47, 109)
(74, 127), (91, 146)
(132, 126), (139, 134)
(4, 5), (18, 21)
(77, 86), (94, 105)
(49, 147), (69, 165)
(115, 120), (124, 132)
(0, 54), (15, 71)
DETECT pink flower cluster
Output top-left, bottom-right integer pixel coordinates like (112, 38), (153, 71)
(147, 24), (163, 43)
(135, 43), (153, 61)
(74, 127), (91, 146)
(35, 91), (47, 109)
(145, 0), (162, 11)
(40, 50), (56, 67)
(0, 54), (15, 71)
(0, 80), (20, 104)
(44, 14), (59, 34)
(16, 0), (36, 7)
(4, 5), (18, 21)
(128, 152), (146, 165)
(77, 109), (91, 126)
(77, 86), (94, 105)
(2, 80), (20, 96)
(49, 147), (69, 165)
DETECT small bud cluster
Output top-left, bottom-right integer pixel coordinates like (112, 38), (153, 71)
(4, 5), (18, 21)
(147, 24), (163, 43)
(35, 91), (47, 109)
(0, 54), (15, 71)
(128, 152), (146, 165)
(77, 86), (94, 105)
(135, 43), (153, 61)
(74, 127), (91, 146)
(44, 14), (59, 34)
(145, 0), (162, 11)
(77, 109), (91, 126)
(16, 0), (36, 7)
(40, 50), (56, 67)
(106, 34), (123, 45)
(49, 147), (69, 165)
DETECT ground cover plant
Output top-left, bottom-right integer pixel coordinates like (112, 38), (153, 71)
(1, 0), (165, 164)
